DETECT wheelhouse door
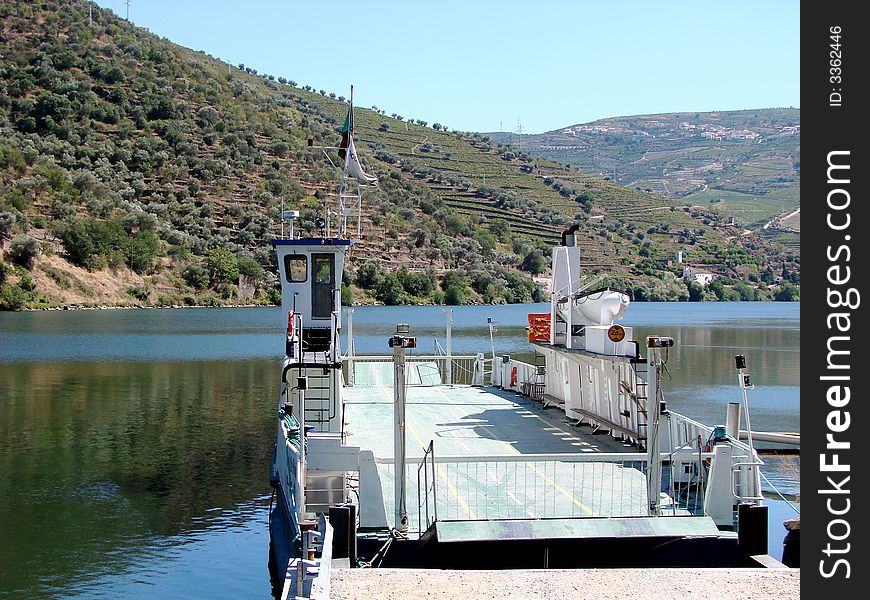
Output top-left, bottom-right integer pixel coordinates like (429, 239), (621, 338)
(311, 253), (335, 319)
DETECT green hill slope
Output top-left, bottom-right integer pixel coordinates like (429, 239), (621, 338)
(0, 1), (799, 309)
(488, 109), (800, 230)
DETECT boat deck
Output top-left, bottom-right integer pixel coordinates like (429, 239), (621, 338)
(343, 384), (657, 532)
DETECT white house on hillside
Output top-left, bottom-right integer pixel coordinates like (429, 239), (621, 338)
(683, 266), (717, 286)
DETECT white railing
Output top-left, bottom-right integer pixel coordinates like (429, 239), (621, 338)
(492, 357), (543, 399)
(663, 411), (713, 454)
(663, 410), (762, 504)
(420, 453), (651, 521)
(497, 366), (763, 510)
(378, 450), (715, 535)
(343, 355), (492, 387)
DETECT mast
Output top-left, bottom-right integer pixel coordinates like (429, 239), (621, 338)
(338, 85), (363, 240)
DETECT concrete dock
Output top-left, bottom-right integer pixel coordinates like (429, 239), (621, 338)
(331, 567), (799, 599)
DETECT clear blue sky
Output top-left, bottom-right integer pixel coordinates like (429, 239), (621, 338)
(94, 0), (799, 134)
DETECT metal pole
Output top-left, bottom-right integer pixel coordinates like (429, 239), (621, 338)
(393, 343), (408, 532)
(646, 344), (662, 517)
(566, 297), (572, 350)
(444, 308), (453, 385)
(487, 318), (496, 360)
(736, 359), (760, 502)
(347, 308), (355, 386)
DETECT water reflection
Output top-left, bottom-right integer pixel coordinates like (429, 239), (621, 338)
(0, 360), (278, 597)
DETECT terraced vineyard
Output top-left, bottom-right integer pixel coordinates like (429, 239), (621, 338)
(489, 109), (800, 231)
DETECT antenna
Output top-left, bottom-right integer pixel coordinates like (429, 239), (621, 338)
(126, 0), (131, 21)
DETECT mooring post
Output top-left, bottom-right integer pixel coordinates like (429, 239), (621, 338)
(389, 325), (415, 533)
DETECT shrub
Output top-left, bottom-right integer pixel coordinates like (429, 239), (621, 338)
(182, 264), (210, 289)
(127, 285), (151, 303)
(8, 235), (40, 268)
(774, 281), (800, 302)
(520, 250), (546, 275)
(17, 274), (36, 292)
(340, 282), (352, 306)
(58, 218), (159, 274)
(487, 219), (511, 241)
(125, 230), (160, 274)
(354, 262), (383, 289)
(0, 283), (28, 310)
(59, 218), (123, 269)
(397, 268), (433, 297)
(444, 284), (466, 305)
(375, 272), (408, 305)
(206, 248), (240, 284)
(0, 212), (16, 240)
(237, 256), (264, 279)
(687, 281), (705, 302)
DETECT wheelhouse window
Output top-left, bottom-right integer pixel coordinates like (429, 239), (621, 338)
(284, 255), (307, 282)
(313, 255), (334, 285)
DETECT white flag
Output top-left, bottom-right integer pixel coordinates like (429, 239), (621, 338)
(346, 134), (377, 185)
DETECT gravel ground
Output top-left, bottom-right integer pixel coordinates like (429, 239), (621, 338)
(331, 568), (799, 600)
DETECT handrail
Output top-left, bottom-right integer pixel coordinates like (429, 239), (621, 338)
(378, 451), (715, 465)
(342, 354), (482, 361)
(731, 458), (765, 502)
(416, 440), (437, 533)
(330, 311), (340, 364)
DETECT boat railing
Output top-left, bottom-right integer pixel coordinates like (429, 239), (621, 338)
(491, 357), (543, 398)
(342, 354), (490, 387)
(380, 450), (715, 533)
(663, 410), (763, 504)
(416, 440), (437, 534)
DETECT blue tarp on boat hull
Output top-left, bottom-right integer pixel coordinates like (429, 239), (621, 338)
(268, 482), (300, 598)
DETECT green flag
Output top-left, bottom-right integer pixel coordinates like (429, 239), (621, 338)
(338, 104), (352, 159)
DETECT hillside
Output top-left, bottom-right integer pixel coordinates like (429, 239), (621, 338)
(488, 109), (800, 240)
(0, 1), (799, 310)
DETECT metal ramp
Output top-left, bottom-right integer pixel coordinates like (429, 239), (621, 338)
(428, 515), (727, 544)
(403, 516), (742, 569)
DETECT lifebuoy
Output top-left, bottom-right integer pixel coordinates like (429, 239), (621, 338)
(510, 366), (518, 388)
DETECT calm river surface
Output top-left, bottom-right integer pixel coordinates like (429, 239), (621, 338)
(0, 302), (799, 598)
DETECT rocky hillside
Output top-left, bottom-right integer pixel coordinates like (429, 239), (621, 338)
(0, 1), (800, 310)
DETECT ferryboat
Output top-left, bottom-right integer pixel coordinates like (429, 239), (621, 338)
(266, 97), (787, 599)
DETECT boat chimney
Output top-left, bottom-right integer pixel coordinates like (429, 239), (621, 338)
(561, 223), (580, 247)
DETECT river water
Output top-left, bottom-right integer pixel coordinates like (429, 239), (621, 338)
(0, 302), (799, 597)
